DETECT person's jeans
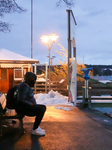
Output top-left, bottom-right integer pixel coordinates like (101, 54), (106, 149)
(16, 104), (46, 129)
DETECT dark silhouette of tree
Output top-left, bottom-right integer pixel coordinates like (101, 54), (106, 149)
(57, 0), (74, 7)
(85, 64), (112, 76)
(93, 67), (99, 76)
(0, 0), (26, 32)
(103, 69), (112, 76)
(0, 0), (74, 33)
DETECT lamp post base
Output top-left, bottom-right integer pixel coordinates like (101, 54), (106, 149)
(80, 98), (89, 108)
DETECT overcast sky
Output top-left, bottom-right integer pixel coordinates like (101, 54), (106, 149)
(0, 0), (112, 65)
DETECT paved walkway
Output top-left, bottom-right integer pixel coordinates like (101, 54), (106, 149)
(1, 106), (112, 150)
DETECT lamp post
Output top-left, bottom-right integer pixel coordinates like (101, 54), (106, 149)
(83, 56), (84, 64)
(47, 56), (56, 65)
(41, 34), (58, 91)
(51, 56), (56, 66)
(31, 0), (33, 58)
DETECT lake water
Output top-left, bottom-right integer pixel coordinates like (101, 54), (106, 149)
(94, 107), (112, 114)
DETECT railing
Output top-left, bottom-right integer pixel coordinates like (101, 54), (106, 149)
(13, 80), (84, 96)
(33, 81), (68, 95)
(77, 77), (112, 107)
(32, 81), (85, 96)
(33, 81), (60, 94)
(13, 75), (112, 100)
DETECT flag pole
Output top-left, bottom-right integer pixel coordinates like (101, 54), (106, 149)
(31, 0), (33, 58)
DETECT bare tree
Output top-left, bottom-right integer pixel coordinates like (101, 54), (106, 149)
(0, 0), (26, 32)
(57, 0), (74, 7)
(0, 0), (74, 33)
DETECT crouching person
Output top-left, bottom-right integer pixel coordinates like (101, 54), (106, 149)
(15, 72), (46, 136)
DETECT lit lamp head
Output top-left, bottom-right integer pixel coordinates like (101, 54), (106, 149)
(41, 35), (49, 44)
(41, 33), (58, 44)
(49, 33), (58, 43)
(81, 67), (93, 80)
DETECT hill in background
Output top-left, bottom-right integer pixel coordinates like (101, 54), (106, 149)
(35, 64), (112, 76)
(85, 64), (112, 76)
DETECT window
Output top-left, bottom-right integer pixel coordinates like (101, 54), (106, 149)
(14, 69), (26, 80)
(1, 69), (7, 80)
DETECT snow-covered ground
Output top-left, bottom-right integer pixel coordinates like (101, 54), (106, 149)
(34, 90), (112, 115)
(34, 90), (74, 111)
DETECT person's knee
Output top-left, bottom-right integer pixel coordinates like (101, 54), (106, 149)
(35, 104), (46, 113)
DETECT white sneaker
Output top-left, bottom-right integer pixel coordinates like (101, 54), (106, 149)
(31, 127), (45, 136)
(38, 126), (45, 132)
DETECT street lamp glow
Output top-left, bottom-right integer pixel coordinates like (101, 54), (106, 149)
(41, 35), (49, 44)
(49, 34), (58, 43)
(41, 33), (58, 91)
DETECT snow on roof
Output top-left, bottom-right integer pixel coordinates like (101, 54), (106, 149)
(0, 48), (39, 64)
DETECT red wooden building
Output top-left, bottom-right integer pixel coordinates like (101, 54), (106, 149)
(0, 49), (39, 93)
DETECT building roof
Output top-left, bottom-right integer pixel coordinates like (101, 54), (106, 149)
(0, 49), (39, 64)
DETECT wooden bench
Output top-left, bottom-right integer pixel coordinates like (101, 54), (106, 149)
(0, 94), (24, 136)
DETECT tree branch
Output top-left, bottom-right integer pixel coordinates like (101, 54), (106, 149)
(56, 0), (74, 7)
(0, 0), (26, 32)
(0, 21), (11, 32)
(0, 0), (26, 17)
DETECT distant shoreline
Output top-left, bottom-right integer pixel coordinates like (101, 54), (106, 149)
(92, 75), (112, 81)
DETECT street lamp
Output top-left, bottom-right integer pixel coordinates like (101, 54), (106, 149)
(31, 0), (33, 58)
(47, 56), (56, 65)
(41, 33), (58, 91)
(51, 56), (56, 65)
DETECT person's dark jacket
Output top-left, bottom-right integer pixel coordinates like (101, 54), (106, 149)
(16, 82), (36, 107)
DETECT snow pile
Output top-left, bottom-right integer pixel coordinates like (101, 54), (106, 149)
(34, 90), (73, 109)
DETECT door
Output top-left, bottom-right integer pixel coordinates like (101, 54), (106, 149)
(0, 69), (9, 93)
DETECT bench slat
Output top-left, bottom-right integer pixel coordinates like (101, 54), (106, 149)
(2, 114), (24, 119)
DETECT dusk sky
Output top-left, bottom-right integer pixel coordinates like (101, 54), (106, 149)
(0, 0), (112, 65)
